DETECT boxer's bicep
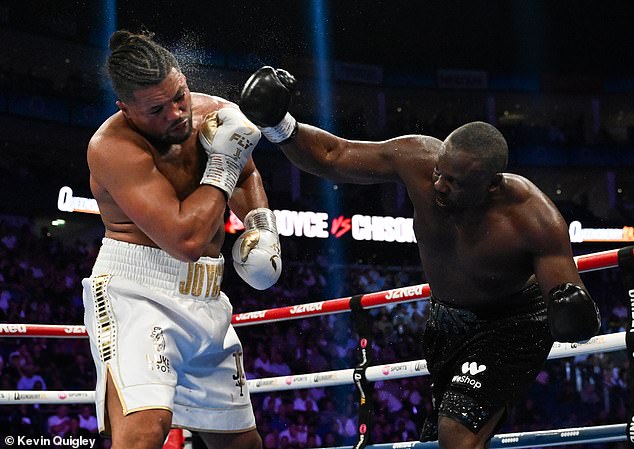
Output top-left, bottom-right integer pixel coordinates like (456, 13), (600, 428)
(528, 200), (584, 296)
(341, 134), (440, 184)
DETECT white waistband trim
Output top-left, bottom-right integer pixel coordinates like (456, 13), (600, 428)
(92, 238), (224, 301)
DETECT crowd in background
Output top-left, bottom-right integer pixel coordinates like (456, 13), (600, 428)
(0, 217), (630, 449)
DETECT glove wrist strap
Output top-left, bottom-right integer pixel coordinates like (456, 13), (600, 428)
(200, 154), (239, 199)
(244, 208), (278, 234)
(260, 113), (297, 143)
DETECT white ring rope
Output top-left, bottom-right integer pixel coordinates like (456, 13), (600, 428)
(0, 331), (624, 402)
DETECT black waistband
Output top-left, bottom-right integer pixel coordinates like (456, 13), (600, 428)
(430, 283), (544, 321)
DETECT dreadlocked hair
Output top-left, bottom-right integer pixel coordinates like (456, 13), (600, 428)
(107, 30), (180, 102)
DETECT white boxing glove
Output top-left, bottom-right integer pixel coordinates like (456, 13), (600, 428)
(199, 107), (261, 198)
(232, 208), (282, 290)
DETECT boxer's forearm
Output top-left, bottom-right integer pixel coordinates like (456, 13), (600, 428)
(278, 123), (345, 179)
(229, 162), (269, 221)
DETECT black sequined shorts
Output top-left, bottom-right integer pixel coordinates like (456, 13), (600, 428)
(422, 283), (553, 434)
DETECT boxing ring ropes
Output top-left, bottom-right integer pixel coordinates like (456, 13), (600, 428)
(1, 246), (633, 449)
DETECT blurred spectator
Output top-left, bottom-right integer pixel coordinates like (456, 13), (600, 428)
(47, 405), (72, 438)
(262, 431), (278, 449)
(269, 350), (292, 376)
(77, 405), (99, 436)
(17, 363), (47, 390)
(7, 404), (43, 437)
(292, 389), (319, 413)
(278, 421), (307, 448)
(262, 392), (283, 414)
(253, 344), (273, 378)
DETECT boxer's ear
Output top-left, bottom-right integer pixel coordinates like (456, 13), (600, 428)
(488, 173), (503, 192)
(116, 100), (128, 115)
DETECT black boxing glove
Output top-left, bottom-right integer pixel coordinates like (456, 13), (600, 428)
(240, 66), (298, 143)
(547, 283), (601, 342)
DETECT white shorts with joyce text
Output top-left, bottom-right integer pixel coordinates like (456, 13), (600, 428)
(82, 238), (255, 434)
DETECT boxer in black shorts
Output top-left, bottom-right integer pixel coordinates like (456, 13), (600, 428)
(421, 283), (552, 439)
(238, 67), (602, 449)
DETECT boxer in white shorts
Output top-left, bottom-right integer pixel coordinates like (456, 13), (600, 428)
(84, 30), (282, 449)
(83, 238), (254, 433)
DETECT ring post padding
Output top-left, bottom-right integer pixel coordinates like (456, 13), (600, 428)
(351, 294), (374, 449)
(617, 245), (634, 447)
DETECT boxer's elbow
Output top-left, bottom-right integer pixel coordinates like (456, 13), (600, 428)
(176, 243), (206, 262)
(177, 230), (217, 261)
(166, 232), (209, 262)
(159, 242), (198, 262)
(167, 206), (224, 261)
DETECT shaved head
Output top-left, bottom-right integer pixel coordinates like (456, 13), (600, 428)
(444, 121), (508, 175)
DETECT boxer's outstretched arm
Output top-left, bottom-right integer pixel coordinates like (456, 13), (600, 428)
(280, 124), (427, 184)
(240, 66), (439, 185)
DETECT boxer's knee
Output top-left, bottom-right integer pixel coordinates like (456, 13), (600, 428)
(105, 372), (172, 449)
(110, 410), (172, 449)
(437, 408), (504, 449)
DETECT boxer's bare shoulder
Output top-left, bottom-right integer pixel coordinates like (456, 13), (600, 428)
(191, 93), (237, 118)
(387, 134), (441, 192)
(88, 111), (153, 174)
(87, 113), (153, 190)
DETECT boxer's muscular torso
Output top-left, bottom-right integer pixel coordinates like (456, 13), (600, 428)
(89, 93), (227, 257)
(386, 138), (538, 308)
(283, 128), (574, 309)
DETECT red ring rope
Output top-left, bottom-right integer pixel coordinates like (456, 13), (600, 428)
(0, 246), (631, 337)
